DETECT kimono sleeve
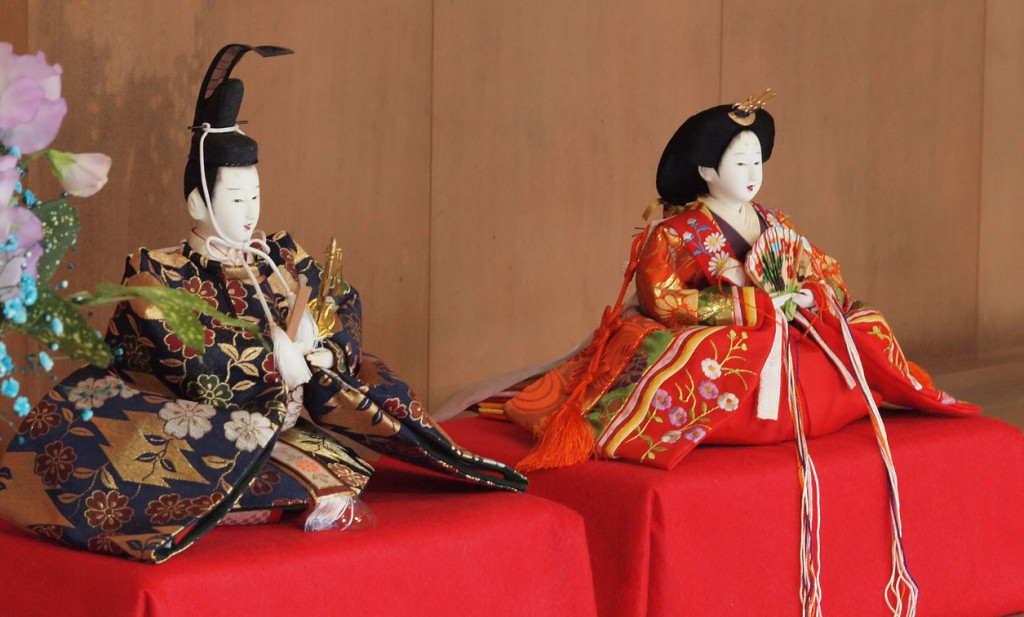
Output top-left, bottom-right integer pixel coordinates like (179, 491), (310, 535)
(636, 221), (774, 328)
(104, 252), (288, 419)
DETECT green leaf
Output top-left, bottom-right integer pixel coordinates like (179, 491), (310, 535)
(7, 286), (111, 367)
(33, 199), (81, 284)
(781, 298), (798, 321)
(73, 283), (267, 355)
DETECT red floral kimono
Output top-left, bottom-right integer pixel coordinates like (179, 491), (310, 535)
(505, 199), (978, 469)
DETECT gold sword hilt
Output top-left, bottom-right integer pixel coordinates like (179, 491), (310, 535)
(312, 237), (344, 338)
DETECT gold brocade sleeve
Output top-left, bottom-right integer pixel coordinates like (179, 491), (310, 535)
(635, 222), (744, 327)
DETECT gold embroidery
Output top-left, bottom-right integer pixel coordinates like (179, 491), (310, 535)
(700, 291), (736, 326)
(95, 410), (208, 487)
(0, 451), (74, 528)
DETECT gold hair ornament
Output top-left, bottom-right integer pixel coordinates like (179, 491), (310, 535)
(729, 88), (775, 126)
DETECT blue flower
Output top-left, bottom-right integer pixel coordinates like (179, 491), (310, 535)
(3, 298), (27, 324)
(0, 354), (13, 378)
(1, 378), (18, 398)
(0, 233), (16, 252)
(38, 351), (53, 372)
(80, 409), (93, 422)
(13, 396), (30, 417)
(49, 316), (64, 336)
(20, 277), (37, 306)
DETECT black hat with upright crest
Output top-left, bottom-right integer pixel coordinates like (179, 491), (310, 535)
(183, 44), (293, 200)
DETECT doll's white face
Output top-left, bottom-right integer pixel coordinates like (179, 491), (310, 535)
(700, 130), (763, 208)
(208, 165), (260, 244)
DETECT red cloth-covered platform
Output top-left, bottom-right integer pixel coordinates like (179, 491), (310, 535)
(444, 413), (1024, 617)
(0, 459), (597, 617)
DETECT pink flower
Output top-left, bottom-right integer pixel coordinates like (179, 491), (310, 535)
(668, 406), (688, 427)
(652, 388), (673, 410)
(0, 154), (18, 207)
(685, 427), (707, 442)
(697, 380), (719, 400)
(0, 205), (43, 301)
(45, 150), (111, 197)
(0, 43), (66, 154)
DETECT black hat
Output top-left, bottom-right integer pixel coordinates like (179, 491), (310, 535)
(184, 44), (293, 199)
(656, 89), (775, 205)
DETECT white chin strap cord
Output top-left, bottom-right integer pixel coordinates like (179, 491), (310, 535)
(197, 123), (317, 388)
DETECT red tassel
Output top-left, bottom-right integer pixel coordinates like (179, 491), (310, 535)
(516, 228), (650, 472)
(907, 360), (935, 390)
(516, 388), (596, 472)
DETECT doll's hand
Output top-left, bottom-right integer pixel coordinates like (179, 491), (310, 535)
(305, 348), (334, 370)
(771, 288), (816, 309)
(770, 288), (816, 321)
(791, 288), (816, 309)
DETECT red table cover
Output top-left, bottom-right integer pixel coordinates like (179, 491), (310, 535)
(444, 413), (1024, 617)
(0, 458), (598, 617)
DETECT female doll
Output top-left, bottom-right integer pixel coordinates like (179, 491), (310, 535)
(504, 91), (977, 470)
(504, 90), (977, 615)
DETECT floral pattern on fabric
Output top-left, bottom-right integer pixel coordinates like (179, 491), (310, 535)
(592, 326), (759, 466)
(507, 200), (979, 470)
(0, 231), (525, 562)
(0, 367), (280, 561)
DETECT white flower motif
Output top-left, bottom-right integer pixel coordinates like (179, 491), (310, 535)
(224, 410), (275, 452)
(701, 358), (722, 380)
(717, 392), (739, 412)
(703, 232), (726, 253)
(67, 376), (134, 410)
(708, 252), (734, 277)
(282, 385), (304, 430)
(94, 375), (138, 398)
(682, 231), (695, 242)
(159, 400), (215, 439)
(660, 429), (682, 444)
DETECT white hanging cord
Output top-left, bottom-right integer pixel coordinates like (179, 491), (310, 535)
(826, 295), (919, 616)
(196, 123), (314, 388)
(784, 325), (824, 617)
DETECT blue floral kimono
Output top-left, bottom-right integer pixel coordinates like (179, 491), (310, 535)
(0, 231), (525, 562)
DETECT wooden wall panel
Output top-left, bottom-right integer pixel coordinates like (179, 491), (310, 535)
(5, 1), (1020, 428)
(980, 0), (1024, 358)
(429, 0), (722, 406)
(721, 0), (986, 366)
(19, 1), (432, 396)
(0, 1), (27, 51)
(199, 1), (435, 393)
